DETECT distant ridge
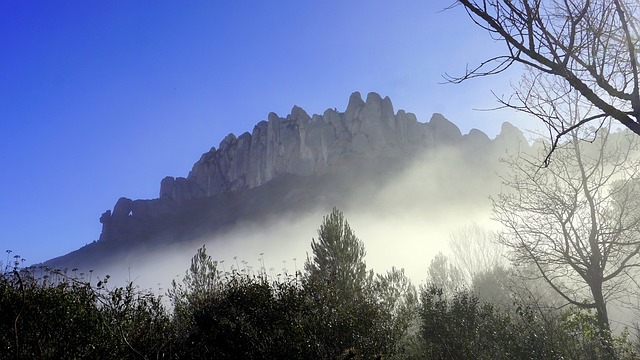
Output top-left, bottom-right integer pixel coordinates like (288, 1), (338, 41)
(45, 91), (525, 270)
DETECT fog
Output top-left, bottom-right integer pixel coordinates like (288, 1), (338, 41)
(75, 138), (640, 335)
(97, 145), (504, 294)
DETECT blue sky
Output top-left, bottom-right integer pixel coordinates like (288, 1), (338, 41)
(0, 1), (530, 265)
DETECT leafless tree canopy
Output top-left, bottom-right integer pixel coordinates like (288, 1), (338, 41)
(448, 223), (506, 283)
(493, 126), (640, 332)
(452, 0), (640, 147)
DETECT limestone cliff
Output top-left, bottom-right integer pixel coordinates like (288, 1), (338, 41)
(160, 92), (467, 201)
(95, 91), (523, 244)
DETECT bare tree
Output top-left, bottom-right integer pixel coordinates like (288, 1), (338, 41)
(450, 0), (640, 157)
(449, 223), (565, 308)
(449, 222), (507, 284)
(493, 122), (640, 334)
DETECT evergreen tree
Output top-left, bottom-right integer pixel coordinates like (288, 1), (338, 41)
(304, 207), (369, 296)
(303, 208), (383, 358)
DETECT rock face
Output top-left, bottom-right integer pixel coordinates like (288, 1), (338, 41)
(95, 91), (524, 244)
(165, 92), (459, 201)
(180, 93), (428, 200)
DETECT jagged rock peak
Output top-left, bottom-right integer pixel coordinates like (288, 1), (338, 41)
(498, 121), (523, 137)
(494, 121), (527, 150)
(287, 105), (310, 123)
(345, 91), (365, 119)
(416, 113), (464, 148)
(463, 128), (492, 147)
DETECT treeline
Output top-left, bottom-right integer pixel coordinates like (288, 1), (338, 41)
(1, 209), (638, 359)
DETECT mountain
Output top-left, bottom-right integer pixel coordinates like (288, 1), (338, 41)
(44, 91), (526, 273)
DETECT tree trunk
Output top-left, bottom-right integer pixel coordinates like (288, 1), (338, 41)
(590, 281), (616, 359)
(591, 283), (609, 333)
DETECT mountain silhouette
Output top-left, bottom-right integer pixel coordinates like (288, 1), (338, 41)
(44, 91), (526, 272)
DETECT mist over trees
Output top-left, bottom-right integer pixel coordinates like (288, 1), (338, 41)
(424, 122), (640, 355)
(448, 223), (506, 284)
(3, 205), (640, 359)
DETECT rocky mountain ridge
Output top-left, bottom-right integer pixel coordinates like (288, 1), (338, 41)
(161, 91), (470, 202)
(48, 91), (525, 269)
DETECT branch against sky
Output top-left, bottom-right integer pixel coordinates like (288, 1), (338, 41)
(450, 0), (640, 155)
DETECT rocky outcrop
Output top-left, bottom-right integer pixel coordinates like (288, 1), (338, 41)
(493, 122), (528, 152)
(98, 196), (177, 243)
(175, 92), (469, 201)
(97, 91), (512, 243)
(160, 176), (205, 201)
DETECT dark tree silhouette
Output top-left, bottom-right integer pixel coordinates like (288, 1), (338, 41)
(451, 0), (640, 156)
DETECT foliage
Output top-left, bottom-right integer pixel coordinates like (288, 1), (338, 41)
(470, 264), (513, 307)
(168, 243), (221, 347)
(171, 272), (313, 360)
(374, 267), (420, 358)
(302, 272), (388, 359)
(418, 284), (638, 360)
(169, 244), (220, 308)
(97, 279), (172, 359)
(304, 207), (369, 297)
(0, 260), (170, 360)
(168, 208), (418, 359)
(302, 207), (409, 358)
(0, 267), (105, 359)
(3, 206), (640, 358)
(419, 284), (517, 359)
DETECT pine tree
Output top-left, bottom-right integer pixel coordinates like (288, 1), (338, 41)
(304, 207), (368, 295)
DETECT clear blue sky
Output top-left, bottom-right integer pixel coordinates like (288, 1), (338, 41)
(0, 1), (529, 265)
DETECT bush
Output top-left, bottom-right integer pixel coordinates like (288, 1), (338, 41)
(0, 268), (106, 359)
(0, 263), (171, 359)
(172, 272), (314, 359)
(417, 284), (638, 360)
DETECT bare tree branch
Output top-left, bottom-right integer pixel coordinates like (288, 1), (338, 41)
(451, 0), (640, 159)
(494, 123), (640, 333)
